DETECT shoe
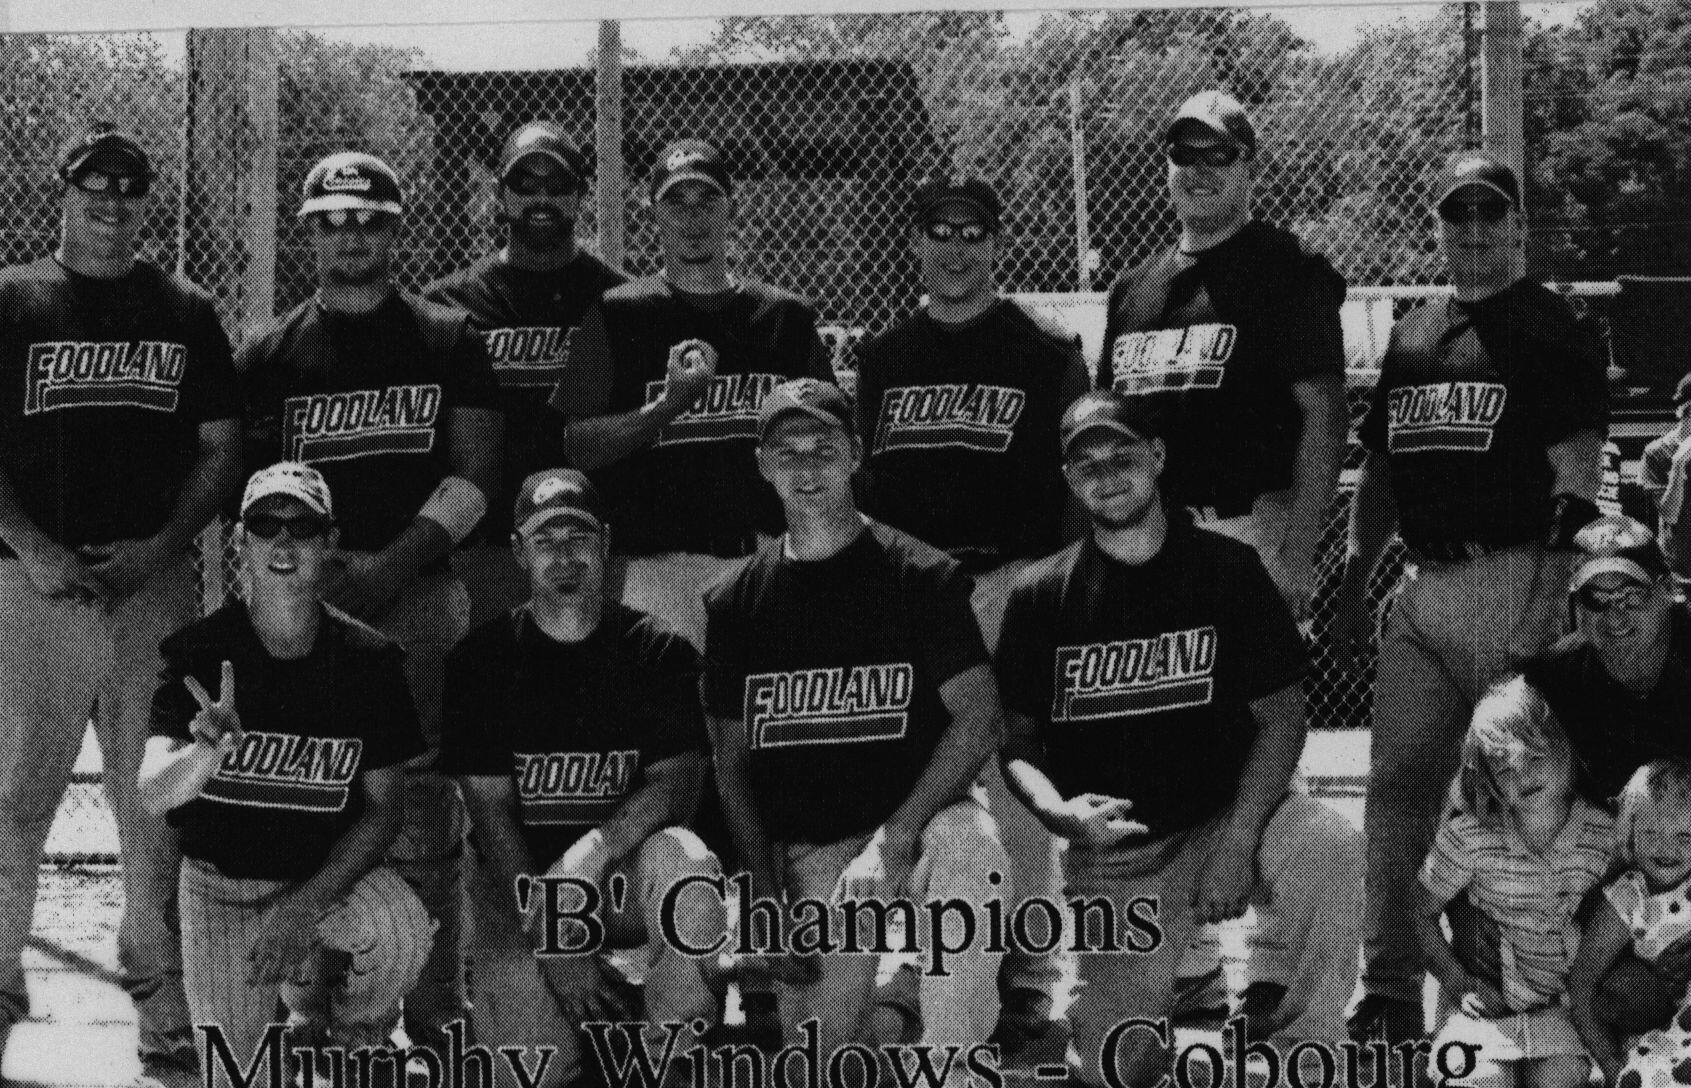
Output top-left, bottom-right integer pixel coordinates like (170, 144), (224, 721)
(1170, 965), (1230, 1028)
(1346, 994), (1423, 1045)
(988, 986), (1058, 1055)
(738, 989), (783, 1051)
(1236, 981), (1289, 1038)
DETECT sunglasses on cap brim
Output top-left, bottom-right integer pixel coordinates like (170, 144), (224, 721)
(67, 169), (150, 197)
(1167, 144), (1245, 168)
(242, 513), (333, 541)
(922, 220), (994, 244)
(504, 171), (582, 197)
(1438, 198), (1512, 224)
(312, 208), (395, 232)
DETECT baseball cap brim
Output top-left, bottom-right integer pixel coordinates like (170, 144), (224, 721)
(1062, 419), (1153, 457)
(758, 403), (851, 442)
(922, 195), (995, 223)
(1437, 179), (1516, 210)
(517, 507), (602, 538)
(242, 484), (331, 519)
(503, 150), (582, 181)
(1570, 556), (1657, 593)
(298, 194), (403, 218)
(653, 171), (727, 202)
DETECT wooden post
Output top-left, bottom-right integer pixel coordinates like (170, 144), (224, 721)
(596, 20), (625, 272)
(1481, 0), (1524, 188)
(184, 27), (278, 612)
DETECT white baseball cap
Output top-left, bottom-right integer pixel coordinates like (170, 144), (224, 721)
(241, 462), (333, 519)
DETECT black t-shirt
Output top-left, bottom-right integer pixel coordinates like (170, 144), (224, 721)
(1521, 607), (1691, 810)
(423, 252), (626, 538)
(1358, 280), (1607, 554)
(150, 603), (425, 882)
(855, 300), (1088, 571)
(995, 519), (1307, 840)
(551, 276), (835, 557)
(0, 258), (239, 551)
(439, 602), (704, 869)
(239, 293), (500, 553)
(1096, 221), (1345, 516)
(702, 521), (987, 844)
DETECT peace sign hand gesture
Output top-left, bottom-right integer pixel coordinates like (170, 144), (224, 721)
(184, 660), (243, 750)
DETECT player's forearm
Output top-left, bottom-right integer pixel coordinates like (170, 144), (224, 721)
(883, 665), (1003, 846)
(1410, 893), (1470, 996)
(1342, 453), (1396, 588)
(596, 757), (704, 867)
(1223, 683), (1304, 845)
(1287, 380), (1345, 553)
(461, 788), (544, 925)
(562, 400), (688, 471)
(138, 737), (225, 816)
(0, 465), (60, 561)
(369, 518), (455, 582)
(292, 800), (404, 914)
(707, 720), (779, 895)
(149, 421), (242, 556)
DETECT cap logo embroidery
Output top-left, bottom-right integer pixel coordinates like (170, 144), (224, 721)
(322, 165), (373, 193)
(532, 477), (570, 505)
(666, 149), (709, 173)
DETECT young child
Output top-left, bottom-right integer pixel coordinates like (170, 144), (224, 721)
(1414, 675), (1616, 1088)
(1570, 760), (1691, 1088)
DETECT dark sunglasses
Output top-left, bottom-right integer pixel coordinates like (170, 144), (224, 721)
(505, 172), (580, 197)
(1439, 199), (1511, 225)
(243, 514), (332, 542)
(313, 208), (394, 232)
(69, 170), (150, 198)
(922, 221), (993, 244)
(1168, 144), (1243, 169)
(1575, 583), (1653, 614)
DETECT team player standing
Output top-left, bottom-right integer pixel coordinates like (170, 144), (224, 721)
(0, 94), (1626, 1088)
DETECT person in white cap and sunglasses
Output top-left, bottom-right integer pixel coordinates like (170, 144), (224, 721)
(237, 150), (503, 1062)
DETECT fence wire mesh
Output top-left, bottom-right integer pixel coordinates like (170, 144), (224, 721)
(5, 8), (1540, 861)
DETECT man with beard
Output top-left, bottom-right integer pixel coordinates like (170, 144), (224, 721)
(426, 123), (627, 629)
(554, 139), (835, 650)
(993, 390), (1363, 1088)
(1333, 151), (1607, 1045)
(0, 123), (242, 1088)
(239, 151), (502, 1061)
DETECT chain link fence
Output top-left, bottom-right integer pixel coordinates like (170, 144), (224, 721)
(15, 8), (1502, 861)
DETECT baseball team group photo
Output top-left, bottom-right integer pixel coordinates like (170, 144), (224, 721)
(1, 5), (1689, 1088)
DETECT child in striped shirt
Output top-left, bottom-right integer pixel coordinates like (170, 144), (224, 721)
(1570, 760), (1691, 1088)
(1414, 675), (1615, 1088)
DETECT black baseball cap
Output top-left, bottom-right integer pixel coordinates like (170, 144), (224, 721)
(1167, 91), (1256, 155)
(499, 122), (587, 186)
(1435, 150), (1520, 212)
(57, 124), (153, 181)
(1569, 515), (1670, 593)
(757, 378), (853, 442)
(650, 139), (733, 202)
(513, 469), (605, 537)
(1060, 390), (1161, 457)
(298, 151), (404, 218)
(913, 177), (1002, 230)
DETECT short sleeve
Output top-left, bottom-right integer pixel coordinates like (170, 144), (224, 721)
(551, 301), (615, 419)
(917, 552), (988, 688)
(633, 622), (708, 764)
(148, 637), (198, 743)
(1095, 279), (1128, 389)
(360, 644), (426, 771)
(993, 574), (1052, 720)
(1358, 368), (1390, 456)
(179, 293), (241, 424)
(1641, 434), (1674, 499)
(700, 572), (749, 720)
(803, 325), (836, 384)
(1533, 304), (1608, 445)
(439, 630), (511, 778)
(1418, 816), (1476, 905)
(447, 316), (500, 412)
(1224, 545), (1307, 701)
(1267, 261), (1346, 387)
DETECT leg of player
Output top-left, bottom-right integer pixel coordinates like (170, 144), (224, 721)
(773, 837), (881, 1059)
(178, 859), (294, 1071)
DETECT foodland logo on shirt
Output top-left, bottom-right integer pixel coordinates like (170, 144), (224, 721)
(283, 384), (441, 463)
(486, 326), (575, 388)
(203, 732), (362, 813)
(1107, 324), (1235, 395)
(645, 372), (780, 446)
(1386, 381), (1507, 453)
(1053, 627), (1217, 721)
(513, 750), (638, 824)
(873, 384), (1025, 454)
(25, 340), (186, 415)
(745, 664), (914, 749)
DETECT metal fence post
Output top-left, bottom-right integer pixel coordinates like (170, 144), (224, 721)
(596, 20), (624, 273)
(1482, 0), (1525, 191)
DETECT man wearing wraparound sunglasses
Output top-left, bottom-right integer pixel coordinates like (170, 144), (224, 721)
(1334, 150), (1607, 1046)
(238, 151), (502, 1062)
(0, 122), (243, 1088)
(1096, 88), (1349, 1035)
